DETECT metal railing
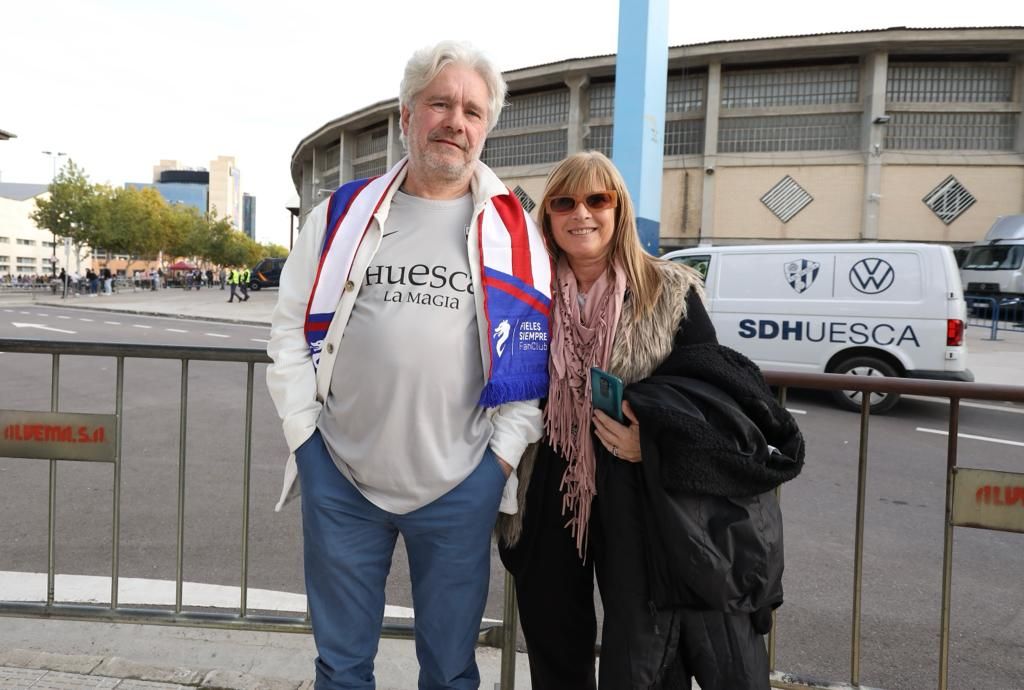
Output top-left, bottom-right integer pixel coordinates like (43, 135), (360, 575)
(966, 295), (1024, 340)
(1, 337), (1022, 689)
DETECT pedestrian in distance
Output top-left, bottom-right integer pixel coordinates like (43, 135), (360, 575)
(266, 40), (552, 690)
(497, 152), (805, 690)
(239, 267), (250, 301)
(227, 268), (240, 303)
(219, 267), (227, 290)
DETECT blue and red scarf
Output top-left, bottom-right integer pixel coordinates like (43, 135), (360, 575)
(303, 158), (553, 407)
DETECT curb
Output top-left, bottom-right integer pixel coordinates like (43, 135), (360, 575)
(0, 649), (309, 690)
(27, 300), (271, 328)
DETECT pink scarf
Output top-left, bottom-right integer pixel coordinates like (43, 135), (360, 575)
(545, 256), (627, 556)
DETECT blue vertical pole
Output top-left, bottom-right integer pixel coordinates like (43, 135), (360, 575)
(611, 0), (669, 254)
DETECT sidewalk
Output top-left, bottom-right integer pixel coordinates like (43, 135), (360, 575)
(0, 617), (530, 690)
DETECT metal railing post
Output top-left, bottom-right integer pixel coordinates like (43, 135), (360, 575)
(47, 353), (60, 605)
(850, 393), (871, 685)
(240, 362), (255, 616)
(111, 356), (125, 608)
(500, 572), (518, 689)
(175, 359), (189, 613)
(938, 397), (960, 690)
(769, 384), (788, 671)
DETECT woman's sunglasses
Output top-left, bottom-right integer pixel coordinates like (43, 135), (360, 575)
(545, 190), (618, 215)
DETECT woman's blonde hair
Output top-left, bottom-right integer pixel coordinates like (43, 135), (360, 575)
(538, 151), (662, 316)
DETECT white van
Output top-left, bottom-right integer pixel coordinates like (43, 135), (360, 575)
(960, 214), (1024, 299)
(661, 243), (972, 413)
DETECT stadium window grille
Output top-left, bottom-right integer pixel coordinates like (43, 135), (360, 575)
(718, 114), (859, 153)
(664, 120), (705, 156)
(886, 64), (1014, 103)
(584, 124), (614, 157)
(721, 66), (859, 108)
(481, 130), (567, 168)
(922, 176), (976, 225)
(761, 176), (813, 223)
(885, 112), (1016, 151)
(589, 75), (705, 119)
(589, 83), (616, 119)
(494, 90), (570, 131)
(513, 186), (536, 214)
(355, 127), (388, 158)
(352, 157), (387, 180)
(316, 143), (341, 176)
(667, 74), (706, 113)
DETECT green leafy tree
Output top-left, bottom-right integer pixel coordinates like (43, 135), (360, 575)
(259, 242), (289, 259)
(31, 160), (105, 270)
(97, 186), (172, 258)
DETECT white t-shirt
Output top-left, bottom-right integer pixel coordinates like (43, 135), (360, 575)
(318, 191), (492, 513)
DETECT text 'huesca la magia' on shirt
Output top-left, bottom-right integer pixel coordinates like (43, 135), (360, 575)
(364, 263), (473, 311)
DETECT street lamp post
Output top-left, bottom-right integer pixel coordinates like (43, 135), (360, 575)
(42, 150), (67, 278)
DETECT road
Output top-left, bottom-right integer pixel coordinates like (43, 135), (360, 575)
(1, 305), (1022, 689)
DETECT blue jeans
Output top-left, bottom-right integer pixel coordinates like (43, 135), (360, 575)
(296, 430), (506, 690)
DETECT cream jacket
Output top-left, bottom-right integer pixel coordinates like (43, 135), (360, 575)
(266, 162), (542, 512)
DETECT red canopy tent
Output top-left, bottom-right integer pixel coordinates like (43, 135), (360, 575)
(166, 260), (196, 271)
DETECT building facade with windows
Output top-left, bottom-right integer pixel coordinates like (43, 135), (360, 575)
(290, 27), (1024, 251)
(0, 182), (59, 279)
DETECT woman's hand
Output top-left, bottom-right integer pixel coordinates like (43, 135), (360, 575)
(593, 400), (642, 462)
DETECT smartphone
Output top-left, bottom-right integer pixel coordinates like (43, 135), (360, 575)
(590, 367), (624, 423)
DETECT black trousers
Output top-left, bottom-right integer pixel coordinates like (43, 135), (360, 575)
(501, 444), (769, 690)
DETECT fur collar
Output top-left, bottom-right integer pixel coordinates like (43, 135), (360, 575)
(498, 260), (705, 546)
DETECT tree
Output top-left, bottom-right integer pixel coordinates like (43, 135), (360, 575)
(259, 242), (289, 259)
(31, 159), (105, 271)
(96, 186), (171, 259)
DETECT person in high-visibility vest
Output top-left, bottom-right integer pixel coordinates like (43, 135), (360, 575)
(239, 267), (250, 301)
(227, 267), (241, 303)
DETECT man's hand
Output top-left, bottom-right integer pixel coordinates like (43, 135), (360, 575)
(495, 454), (513, 478)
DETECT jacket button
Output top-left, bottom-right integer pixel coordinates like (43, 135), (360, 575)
(344, 280), (355, 292)
(326, 343), (334, 354)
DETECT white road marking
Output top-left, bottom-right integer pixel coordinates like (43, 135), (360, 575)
(105, 321), (121, 325)
(905, 395), (1024, 415)
(36, 313), (48, 317)
(79, 318), (94, 322)
(0, 571), (504, 622)
(132, 324), (152, 329)
(19, 311), (30, 314)
(166, 328), (188, 333)
(57, 315), (71, 319)
(916, 427), (1024, 448)
(204, 333), (230, 338)
(786, 408), (808, 415)
(3, 309), (12, 312)
(251, 338), (269, 344)
(12, 322), (76, 334)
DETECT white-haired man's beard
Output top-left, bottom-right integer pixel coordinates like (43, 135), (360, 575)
(410, 129), (481, 182)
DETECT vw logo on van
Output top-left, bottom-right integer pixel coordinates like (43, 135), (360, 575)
(849, 258), (895, 294)
(784, 259), (820, 294)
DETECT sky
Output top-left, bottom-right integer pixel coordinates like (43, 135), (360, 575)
(1, 0), (1019, 248)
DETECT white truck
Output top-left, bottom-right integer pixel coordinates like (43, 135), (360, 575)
(960, 214), (1024, 300)
(661, 243), (972, 413)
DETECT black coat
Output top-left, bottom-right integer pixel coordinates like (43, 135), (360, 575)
(625, 343), (804, 619)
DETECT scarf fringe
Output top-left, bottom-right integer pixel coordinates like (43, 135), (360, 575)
(479, 377), (549, 408)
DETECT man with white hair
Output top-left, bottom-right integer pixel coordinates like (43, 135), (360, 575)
(267, 41), (552, 689)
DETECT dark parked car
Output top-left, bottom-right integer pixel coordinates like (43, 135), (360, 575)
(248, 257), (286, 290)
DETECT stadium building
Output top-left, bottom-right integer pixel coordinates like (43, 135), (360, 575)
(290, 27), (1024, 252)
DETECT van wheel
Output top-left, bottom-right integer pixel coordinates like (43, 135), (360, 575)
(829, 356), (901, 414)
(249, 282), (261, 291)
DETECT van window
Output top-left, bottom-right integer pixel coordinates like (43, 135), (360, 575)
(670, 254), (710, 280)
(962, 245), (1024, 270)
